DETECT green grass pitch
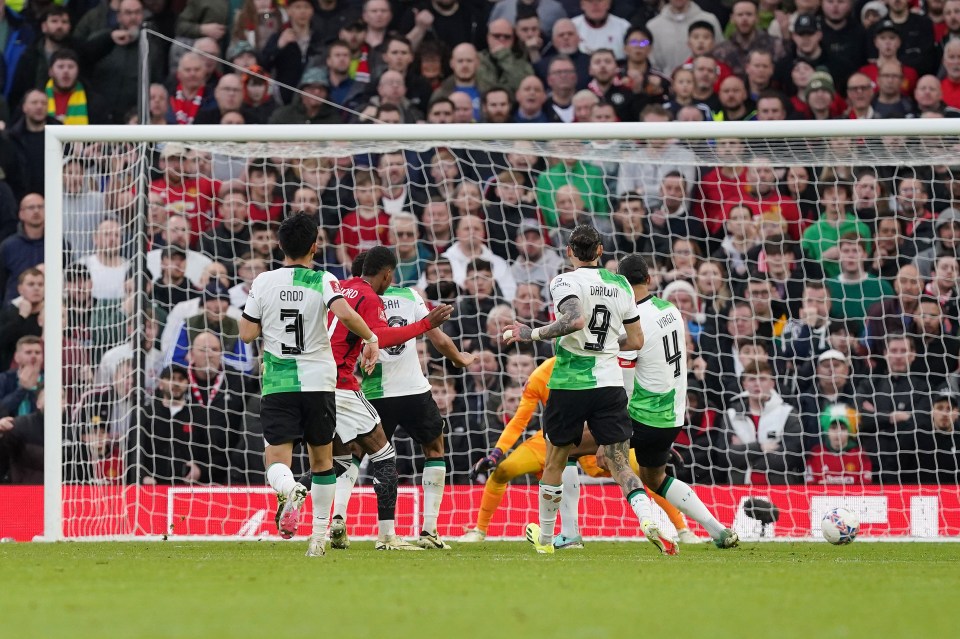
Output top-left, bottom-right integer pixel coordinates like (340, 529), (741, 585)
(1, 541), (958, 639)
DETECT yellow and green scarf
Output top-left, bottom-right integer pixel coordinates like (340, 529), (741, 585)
(46, 79), (89, 125)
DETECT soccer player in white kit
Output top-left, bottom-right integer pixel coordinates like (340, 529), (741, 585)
(505, 225), (675, 555)
(238, 213), (380, 557)
(615, 254), (738, 549)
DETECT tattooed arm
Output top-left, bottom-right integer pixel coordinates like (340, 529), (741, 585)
(505, 296), (586, 344)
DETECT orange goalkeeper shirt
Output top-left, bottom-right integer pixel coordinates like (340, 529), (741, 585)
(494, 357), (555, 453)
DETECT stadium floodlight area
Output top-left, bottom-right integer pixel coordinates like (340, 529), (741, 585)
(42, 120), (960, 541)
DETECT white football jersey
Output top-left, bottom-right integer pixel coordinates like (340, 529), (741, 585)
(547, 266), (638, 390)
(620, 295), (687, 427)
(360, 286), (431, 399)
(242, 266), (343, 395)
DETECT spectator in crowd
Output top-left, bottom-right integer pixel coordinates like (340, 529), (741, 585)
(617, 106), (696, 209)
(820, 0), (868, 89)
(648, 171), (707, 257)
(125, 363), (208, 485)
(491, 0), (566, 37)
(0, 336), (43, 417)
(797, 348), (859, 447)
(420, 197), (455, 258)
(261, 0), (323, 104)
(432, 43), (491, 118)
(622, 25), (670, 103)
(336, 169), (390, 264)
(44, 48), (103, 125)
(865, 262), (923, 351)
(61, 159), (105, 259)
(390, 212), (431, 286)
(801, 70), (842, 120)
(183, 330), (254, 484)
(857, 334), (931, 482)
(166, 52), (214, 124)
(780, 279), (833, 370)
(427, 374), (471, 483)
(8, 6), (75, 110)
(826, 233), (894, 331)
(480, 19), (536, 95)
(700, 300), (758, 408)
(169, 283), (254, 375)
(150, 247), (198, 317)
(570, 0), (630, 60)
(80, 217), (130, 301)
(844, 72), (878, 119)
(910, 296), (960, 390)
(608, 193), (653, 257)
(872, 61), (914, 118)
(647, 0), (724, 75)
(712, 0), (784, 77)
(861, 20), (918, 96)
(914, 73), (960, 115)
(0, 193), (43, 304)
(758, 236), (824, 318)
(711, 205), (757, 281)
(8, 90), (56, 200)
(511, 75), (553, 123)
(480, 87), (512, 124)
(442, 215), (517, 301)
(512, 281), (551, 330)
(146, 213), (212, 287)
(0, 388), (44, 484)
(200, 184), (251, 264)
(585, 48), (638, 120)
(245, 161), (283, 223)
(194, 74), (251, 124)
(912, 389), (960, 483)
(542, 55), (577, 121)
(535, 146), (608, 227)
(867, 215), (911, 281)
(806, 404), (873, 484)
(886, 0), (938, 75)
(718, 360), (805, 484)
(268, 67), (341, 125)
(150, 143), (217, 243)
(228, 257), (265, 308)
(95, 310), (163, 391)
(159, 262), (238, 356)
(446, 258), (508, 352)
(381, 35), (431, 112)
(536, 18), (590, 89)
(0, 268), (43, 371)
(941, 39), (960, 107)
(801, 176), (872, 277)
(510, 220), (563, 288)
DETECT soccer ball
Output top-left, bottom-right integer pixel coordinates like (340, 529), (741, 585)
(821, 507), (859, 545)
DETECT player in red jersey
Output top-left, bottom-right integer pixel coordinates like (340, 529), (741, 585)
(327, 245), (453, 549)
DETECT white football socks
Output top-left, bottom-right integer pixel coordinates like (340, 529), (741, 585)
(559, 461), (581, 538)
(421, 459), (446, 536)
(311, 471), (336, 537)
(538, 483), (563, 545)
(660, 476), (726, 538)
(266, 462), (298, 497)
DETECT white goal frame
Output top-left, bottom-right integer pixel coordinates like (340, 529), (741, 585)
(43, 119), (960, 541)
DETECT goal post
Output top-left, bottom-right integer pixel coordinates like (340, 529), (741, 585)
(43, 120), (960, 541)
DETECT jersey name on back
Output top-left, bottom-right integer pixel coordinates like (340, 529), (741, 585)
(360, 286), (431, 399)
(547, 267), (638, 391)
(624, 296), (688, 428)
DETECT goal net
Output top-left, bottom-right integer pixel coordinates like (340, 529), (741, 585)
(42, 120), (960, 541)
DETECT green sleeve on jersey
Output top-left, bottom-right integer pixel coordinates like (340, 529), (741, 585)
(598, 269), (632, 297)
(292, 268), (330, 292)
(627, 383), (677, 428)
(547, 343), (598, 390)
(262, 351), (302, 395)
(383, 286), (416, 300)
(360, 363), (384, 399)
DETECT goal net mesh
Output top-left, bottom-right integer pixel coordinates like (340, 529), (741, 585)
(54, 130), (960, 540)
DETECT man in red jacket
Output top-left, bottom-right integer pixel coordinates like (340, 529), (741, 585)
(328, 245), (453, 550)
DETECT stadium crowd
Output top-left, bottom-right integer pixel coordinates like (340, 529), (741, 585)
(1, 0), (960, 488)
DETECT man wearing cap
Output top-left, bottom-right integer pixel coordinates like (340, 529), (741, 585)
(124, 363), (210, 485)
(267, 66), (342, 124)
(805, 405), (872, 484)
(169, 282), (254, 375)
(861, 0), (888, 31)
(226, 41), (258, 69)
(801, 70), (838, 119)
(884, 0), (938, 76)
(859, 19), (918, 96)
(913, 389), (960, 483)
(262, 0), (324, 103)
(774, 14), (835, 95)
(151, 247), (199, 315)
(797, 348), (858, 453)
(856, 334), (930, 483)
(821, 0), (868, 90)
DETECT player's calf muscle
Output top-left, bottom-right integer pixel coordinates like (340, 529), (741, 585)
(607, 441), (643, 494)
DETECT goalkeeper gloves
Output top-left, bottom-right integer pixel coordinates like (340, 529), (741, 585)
(470, 448), (504, 481)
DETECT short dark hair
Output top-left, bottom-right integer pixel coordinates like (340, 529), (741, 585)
(467, 258), (493, 274)
(568, 224), (602, 262)
(351, 251), (367, 277)
(618, 253), (650, 286)
(625, 26), (653, 46)
(49, 48), (80, 68)
(361, 245), (398, 276)
(277, 212), (318, 260)
(688, 20), (715, 36)
(43, 6), (70, 20)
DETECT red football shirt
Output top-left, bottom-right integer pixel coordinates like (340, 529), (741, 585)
(336, 210), (391, 260)
(327, 277), (433, 390)
(150, 176), (219, 245)
(806, 445), (873, 485)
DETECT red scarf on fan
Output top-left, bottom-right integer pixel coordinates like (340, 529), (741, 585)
(353, 45), (371, 83)
(171, 84), (205, 125)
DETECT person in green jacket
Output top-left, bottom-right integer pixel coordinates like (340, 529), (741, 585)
(535, 153), (609, 227)
(801, 180), (872, 278)
(826, 232), (893, 335)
